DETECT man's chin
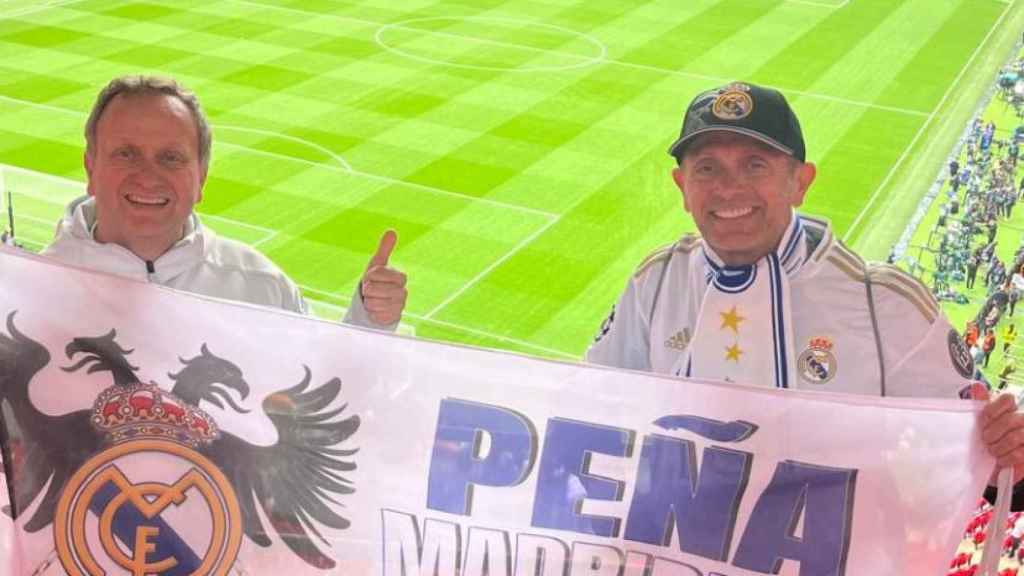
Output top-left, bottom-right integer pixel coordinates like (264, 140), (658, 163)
(704, 238), (768, 266)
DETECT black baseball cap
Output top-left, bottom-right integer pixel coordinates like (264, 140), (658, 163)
(668, 82), (805, 162)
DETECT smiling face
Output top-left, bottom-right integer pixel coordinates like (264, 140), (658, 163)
(85, 93), (207, 261)
(673, 131), (816, 266)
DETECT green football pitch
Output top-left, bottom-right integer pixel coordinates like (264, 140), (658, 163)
(1, 0), (1023, 360)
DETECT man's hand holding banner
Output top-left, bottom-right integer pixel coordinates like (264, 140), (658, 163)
(0, 248), (996, 575)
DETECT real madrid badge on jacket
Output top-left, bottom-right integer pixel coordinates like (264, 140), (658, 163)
(798, 336), (837, 384)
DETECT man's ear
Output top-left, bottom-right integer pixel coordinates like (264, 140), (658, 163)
(791, 161), (817, 207)
(672, 166), (690, 212)
(84, 151), (96, 197)
(197, 165), (207, 203)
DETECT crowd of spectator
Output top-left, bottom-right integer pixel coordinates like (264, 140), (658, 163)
(918, 109), (1024, 393)
(950, 502), (1024, 575)
(930, 116), (1021, 303)
(943, 55), (1024, 576)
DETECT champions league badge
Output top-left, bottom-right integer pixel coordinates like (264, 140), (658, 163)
(712, 83), (754, 121)
(947, 328), (975, 380)
(798, 336), (837, 384)
(0, 313), (360, 574)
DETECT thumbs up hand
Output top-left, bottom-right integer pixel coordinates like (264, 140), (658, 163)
(359, 230), (407, 326)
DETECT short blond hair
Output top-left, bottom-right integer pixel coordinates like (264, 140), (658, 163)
(84, 75), (212, 169)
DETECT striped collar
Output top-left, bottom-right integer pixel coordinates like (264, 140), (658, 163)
(702, 212), (808, 291)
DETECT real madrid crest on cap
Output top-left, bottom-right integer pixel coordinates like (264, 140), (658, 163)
(798, 336), (837, 384)
(668, 81), (807, 162)
(711, 83), (754, 121)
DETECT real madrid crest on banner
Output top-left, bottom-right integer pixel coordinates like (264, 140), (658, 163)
(54, 383), (242, 575)
(797, 336), (837, 384)
(0, 312), (360, 574)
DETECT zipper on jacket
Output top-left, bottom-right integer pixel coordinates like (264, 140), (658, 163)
(146, 260), (155, 277)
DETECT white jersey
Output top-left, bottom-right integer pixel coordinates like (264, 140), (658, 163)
(42, 196), (389, 329)
(586, 216), (974, 398)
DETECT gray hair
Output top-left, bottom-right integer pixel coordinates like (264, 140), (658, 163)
(84, 75), (212, 170)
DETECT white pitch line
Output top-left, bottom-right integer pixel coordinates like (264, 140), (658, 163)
(233, 0), (606, 67)
(298, 284), (349, 301)
(13, 237), (46, 249)
(1, 163), (282, 243)
(0, 93), (557, 218)
(249, 230), (280, 247)
(216, 123), (353, 172)
(348, 168), (559, 219)
(199, 212), (276, 235)
(0, 94), (75, 117)
(412, 314), (577, 359)
(841, 0), (1014, 243)
(13, 213), (53, 226)
(1, 0), (83, 19)
(424, 216), (559, 318)
(373, 16), (607, 73)
(608, 59), (930, 117)
(784, 0), (848, 8)
(231, 0), (930, 118)
(0, 164), (83, 204)
(0, 164), (6, 218)
(1, 162), (83, 188)
(299, 283), (576, 358)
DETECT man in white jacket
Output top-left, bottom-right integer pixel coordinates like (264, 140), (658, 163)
(43, 75), (406, 329)
(587, 81), (1024, 506)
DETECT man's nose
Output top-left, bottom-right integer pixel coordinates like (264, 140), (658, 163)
(133, 158), (166, 186)
(711, 168), (743, 196)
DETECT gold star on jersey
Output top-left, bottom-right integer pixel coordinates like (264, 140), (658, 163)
(720, 306), (745, 334)
(680, 214), (807, 388)
(725, 342), (743, 363)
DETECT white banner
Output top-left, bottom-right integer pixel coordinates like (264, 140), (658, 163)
(0, 248), (994, 575)
(0, 448), (22, 575)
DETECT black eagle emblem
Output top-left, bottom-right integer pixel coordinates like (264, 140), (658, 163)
(0, 311), (359, 569)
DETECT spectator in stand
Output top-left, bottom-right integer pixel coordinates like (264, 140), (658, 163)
(967, 320), (981, 348)
(988, 257), (1006, 290)
(967, 252), (981, 289)
(1000, 360), (1016, 391)
(985, 328), (998, 368)
(1005, 323), (1019, 354)
(983, 242), (998, 266)
(987, 302), (1003, 331)
(1011, 512), (1024, 553)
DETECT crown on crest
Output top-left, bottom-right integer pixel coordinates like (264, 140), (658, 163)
(90, 383), (219, 447)
(808, 336), (834, 352)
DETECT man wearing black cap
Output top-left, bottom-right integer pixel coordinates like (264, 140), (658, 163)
(587, 81), (1024, 503)
(587, 81), (948, 393)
